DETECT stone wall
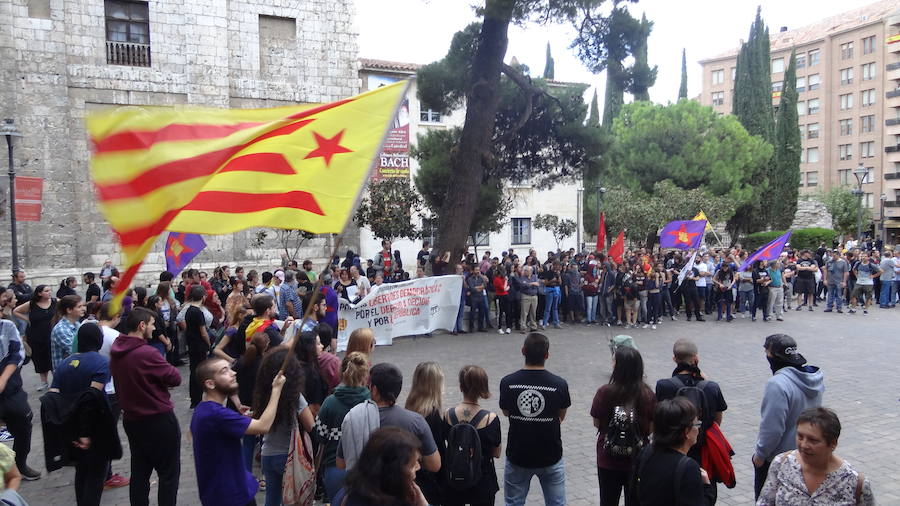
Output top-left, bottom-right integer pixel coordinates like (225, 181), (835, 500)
(0, 0), (360, 273)
(790, 198), (834, 230)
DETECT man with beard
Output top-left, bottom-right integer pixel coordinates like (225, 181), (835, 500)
(752, 334), (824, 500)
(191, 358), (286, 506)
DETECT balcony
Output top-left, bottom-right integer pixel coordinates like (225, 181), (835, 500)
(888, 89), (900, 99)
(889, 62), (900, 71)
(887, 144), (900, 153)
(887, 118), (900, 126)
(885, 172), (900, 180)
(889, 64), (900, 81)
(106, 41), (151, 67)
(884, 200), (900, 208)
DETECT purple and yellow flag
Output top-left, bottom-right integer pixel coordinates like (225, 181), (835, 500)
(165, 232), (206, 277)
(659, 220), (706, 250)
(739, 231), (792, 271)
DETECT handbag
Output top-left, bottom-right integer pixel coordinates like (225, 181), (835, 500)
(282, 422), (316, 506)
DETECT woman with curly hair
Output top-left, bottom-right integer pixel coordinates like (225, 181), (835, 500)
(332, 426), (428, 506)
(253, 348), (314, 506)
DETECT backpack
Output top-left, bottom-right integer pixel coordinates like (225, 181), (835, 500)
(339, 399), (380, 469)
(668, 376), (712, 445)
(444, 408), (488, 490)
(603, 405), (644, 458)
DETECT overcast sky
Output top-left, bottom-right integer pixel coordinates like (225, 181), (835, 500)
(356, 0), (864, 108)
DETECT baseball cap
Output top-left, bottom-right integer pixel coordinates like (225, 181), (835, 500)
(764, 334), (806, 366)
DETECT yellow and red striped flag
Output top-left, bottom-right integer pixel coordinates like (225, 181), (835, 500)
(87, 81), (409, 310)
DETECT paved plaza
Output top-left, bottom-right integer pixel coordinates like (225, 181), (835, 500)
(14, 307), (900, 505)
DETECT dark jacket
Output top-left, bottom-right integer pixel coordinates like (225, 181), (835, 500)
(109, 334), (181, 421)
(40, 389), (122, 472)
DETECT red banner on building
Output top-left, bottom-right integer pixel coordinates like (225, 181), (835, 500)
(374, 97), (410, 180)
(14, 176), (42, 222)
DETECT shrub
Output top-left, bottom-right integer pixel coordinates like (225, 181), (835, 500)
(742, 227), (836, 251)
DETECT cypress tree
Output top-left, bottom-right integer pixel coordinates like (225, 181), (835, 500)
(543, 42), (555, 79)
(678, 49), (688, 100)
(772, 50), (801, 228)
(628, 14), (656, 102)
(588, 88), (600, 126)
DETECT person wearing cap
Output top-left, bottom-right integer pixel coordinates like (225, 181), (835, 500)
(752, 334), (824, 500)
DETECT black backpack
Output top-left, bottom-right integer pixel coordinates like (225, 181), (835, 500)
(603, 405), (644, 458)
(444, 408), (488, 490)
(668, 376), (712, 445)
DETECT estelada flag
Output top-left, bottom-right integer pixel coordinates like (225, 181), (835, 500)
(88, 81), (409, 310)
(164, 232), (206, 277)
(692, 210), (714, 232)
(608, 230), (625, 264)
(596, 212), (606, 253)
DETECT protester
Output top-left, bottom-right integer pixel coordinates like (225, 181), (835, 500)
(13, 285), (55, 390)
(756, 407), (875, 505)
(631, 398), (715, 505)
(404, 362), (446, 505)
(0, 319), (39, 480)
(191, 357), (286, 506)
(315, 323), (341, 393)
(466, 266), (488, 332)
(823, 249), (849, 313)
(294, 332), (328, 415)
(516, 266), (540, 333)
(794, 250), (818, 311)
(345, 328), (375, 362)
(540, 262), (562, 330)
(499, 333), (570, 506)
(56, 277), (78, 299)
(182, 286), (212, 408)
(766, 259), (785, 321)
(94, 303), (130, 490)
(493, 266), (512, 334)
(591, 345), (656, 506)
(110, 308), (182, 506)
(752, 334), (825, 499)
(878, 248), (895, 308)
(6, 271), (32, 308)
(49, 295), (84, 371)
(751, 260), (771, 322)
(849, 252), (880, 314)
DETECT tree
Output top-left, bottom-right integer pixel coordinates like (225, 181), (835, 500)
(543, 42), (555, 79)
(588, 88), (600, 126)
(253, 229), (317, 262)
(728, 7), (775, 238)
(820, 187), (872, 236)
(627, 14), (656, 102)
(605, 100), (771, 201)
(678, 48), (688, 100)
(416, 4), (609, 260)
(772, 50), (801, 229)
(354, 178), (424, 242)
(534, 214), (577, 251)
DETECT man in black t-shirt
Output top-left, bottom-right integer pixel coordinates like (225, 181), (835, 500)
(83, 272), (102, 304)
(794, 250), (818, 311)
(499, 333), (571, 506)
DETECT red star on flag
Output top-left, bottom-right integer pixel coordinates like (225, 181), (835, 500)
(304, 130), (353, 167)
(758, 242), (779, 258)
(667, 223), (701, 245)
(166, 233), (195, 269)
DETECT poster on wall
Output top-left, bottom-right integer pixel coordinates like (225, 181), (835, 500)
(368, 75), (410, 180)
(336, 275), (462, 351)
(14, 177), (43, 222)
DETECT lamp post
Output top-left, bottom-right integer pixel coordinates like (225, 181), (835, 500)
(595, 183), (607, 249)
(1, 119), (22, 275)
(880, 193), (888, 246)
(852, 162), (867, 242)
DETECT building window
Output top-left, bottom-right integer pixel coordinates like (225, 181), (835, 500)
(420, 109), (442, 123)
(839, 144), (853, 160)
(806, 147), (819, 163)
(421, 218), (438, 246)
(807, 122), (819, 139)
(839, 68), (853, 85)
(467, 232), (490, 247)
(796, 54), (806, 69)
(840, 42), (854, 60)
(862, 35), (876, 55)
(861, 114), (875, 133)
(864, 193), (874, 208)
(796, 76), (806, 92)
(511, 218), (531, 245)
(839, 93), (853, 110)
(105, 0), (151, 67)
(839, 169), (851, 185)
(800, 149), (806, 163)
(711, 69), (725, 85)
(839, 118), (853, 136)
(808, 49), (820, 66)
(730, 67), (736, 80)
(259, 15), (297, 77)
(771, 81), (783, 92)
(807, 98), (820, 115)
(797, 101), (807, 116)
(861, 89), (875, 107)
(862, 62), (876, 81)
(860, 141), (875, 158)
(799, 124), (807, 138)
(772, 58), (785, 73)
(806, 171), (818, 187)
(711, 91), (725, 106)
(862, 167), (875, 184)
(808, 74), (820, 90)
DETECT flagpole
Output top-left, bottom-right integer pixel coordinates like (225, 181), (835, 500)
(278, 79), (413, 374)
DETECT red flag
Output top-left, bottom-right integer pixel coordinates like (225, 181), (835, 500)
(596, 212), (607, 253)
(608, 230), (625, 263)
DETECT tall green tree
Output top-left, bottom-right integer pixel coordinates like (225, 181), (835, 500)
(772, 50), (801, 228)
(728, 6), (776, 238)
(627, 14), (656, 102)
(543, 42), (555, 79)
(415, 1), (615, 261)
(678, 48), (688, 99)
(820, 187), (871, 235)
(588, 88), (600, 126)
(354, 179), (424, 241)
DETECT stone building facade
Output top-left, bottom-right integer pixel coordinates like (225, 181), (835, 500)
(0, 0), (359, 283)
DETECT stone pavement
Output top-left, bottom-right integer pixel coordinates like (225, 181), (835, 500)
(13, 306), (900, 505)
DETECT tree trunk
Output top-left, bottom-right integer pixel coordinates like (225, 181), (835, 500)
(434, 1), (513, 264)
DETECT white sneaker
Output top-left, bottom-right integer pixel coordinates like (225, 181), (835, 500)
(36, 382), (49, 392)
(651, 324), (657, 330)
(641, 324), (649, 329)
(506, 328), (511, 334)
(498, 329), (505, 335)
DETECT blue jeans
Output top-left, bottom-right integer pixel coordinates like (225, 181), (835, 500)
(504, 458), (566, 506)
(323, 466), (346, 503)
(894, 279), (900, 304)
(697, 286), (709, 312)
(542, 287), (561, 326)
(826, 284), (843, 310)
(738, 290), (754, 313)
(261, 453), (287, 506)
(880, 279), (895, 306)
(241, 434), (258, 473)
(584, 295), (598, 323)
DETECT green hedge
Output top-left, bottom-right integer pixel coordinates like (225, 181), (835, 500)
(742, 228), (837, 251)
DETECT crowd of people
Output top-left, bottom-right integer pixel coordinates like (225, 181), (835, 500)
(0, 235), (888, 506)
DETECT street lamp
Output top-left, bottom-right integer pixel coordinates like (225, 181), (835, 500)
(2, 119), (22, 275)
(595, 183), (607, 249)
(880, 193), (888, 245)
(852, 162), (867, 242)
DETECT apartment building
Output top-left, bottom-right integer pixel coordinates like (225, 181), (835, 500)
(699, 0), (900, 242)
